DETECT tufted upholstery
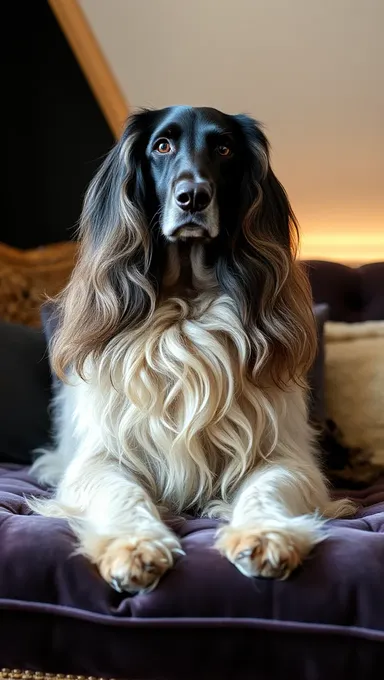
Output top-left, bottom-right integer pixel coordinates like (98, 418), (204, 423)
(305, 260), (384, 322)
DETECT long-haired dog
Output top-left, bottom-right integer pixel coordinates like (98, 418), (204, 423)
(31, 106), (353, 593)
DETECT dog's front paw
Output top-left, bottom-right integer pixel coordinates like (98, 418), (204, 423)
(95, 533), (183, 593)
(215, 520), (321, 580)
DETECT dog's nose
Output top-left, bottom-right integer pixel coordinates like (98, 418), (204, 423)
(175, 180), (212, 212)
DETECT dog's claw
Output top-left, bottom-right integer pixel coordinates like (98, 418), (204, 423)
(110, 576), (124, 593)
(100, 535), (181, 593)
(235, 548), (254, 560)
(143, 562), (157, 573)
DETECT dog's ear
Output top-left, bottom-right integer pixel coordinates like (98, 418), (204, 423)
(84, 111), (154, 249)
(51, 110), (157, 380)
(234, 114), (294, 250)
(216, 114), (316, 385)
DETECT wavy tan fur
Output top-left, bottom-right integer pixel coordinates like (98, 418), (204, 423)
(30, 108), (354, 591)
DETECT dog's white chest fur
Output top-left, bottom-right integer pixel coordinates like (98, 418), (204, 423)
(70, 292), (282, 515)
(28, 107), (355, 592)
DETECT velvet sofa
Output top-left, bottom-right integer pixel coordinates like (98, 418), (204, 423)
(0, 260), (383, 679)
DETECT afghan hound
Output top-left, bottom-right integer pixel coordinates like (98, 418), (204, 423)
(30, 106), (353, 593)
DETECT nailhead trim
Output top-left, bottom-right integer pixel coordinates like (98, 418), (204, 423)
(1, 671), (115, 680)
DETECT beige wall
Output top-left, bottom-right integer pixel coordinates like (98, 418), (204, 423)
(80, 0), (384, 262)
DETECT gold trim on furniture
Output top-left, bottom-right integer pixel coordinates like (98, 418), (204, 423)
(48, 0), (129, 138)
(0, 241), (78, 327)
(0, 671), (113, 680)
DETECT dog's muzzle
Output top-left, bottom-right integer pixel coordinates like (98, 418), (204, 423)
(162, 179), (218, 242)
(172, 224), (209, 240)
(174, 179), (212, 213)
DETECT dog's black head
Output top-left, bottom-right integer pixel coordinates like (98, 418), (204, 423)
(139, 106), (254, 243)
(83, 106), (294, 260)
(53, 106), (316, 385)
(117, 106), (290, 251)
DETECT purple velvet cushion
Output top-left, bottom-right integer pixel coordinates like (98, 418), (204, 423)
(0, 464), (383, 677)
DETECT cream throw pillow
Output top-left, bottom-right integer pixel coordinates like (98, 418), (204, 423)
(324, 321), (384, 464)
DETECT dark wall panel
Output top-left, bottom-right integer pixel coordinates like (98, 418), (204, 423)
(5, 0), (115, 248)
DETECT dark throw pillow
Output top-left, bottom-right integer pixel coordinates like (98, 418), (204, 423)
(309, 303), (329, 426)
(0, 320), (52, 464)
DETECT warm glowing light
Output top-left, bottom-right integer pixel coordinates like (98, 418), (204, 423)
(298, 215), (384, 264)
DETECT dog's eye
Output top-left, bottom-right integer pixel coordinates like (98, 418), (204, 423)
(217, 144), (232, 157)
(154, 138), (172, 154)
